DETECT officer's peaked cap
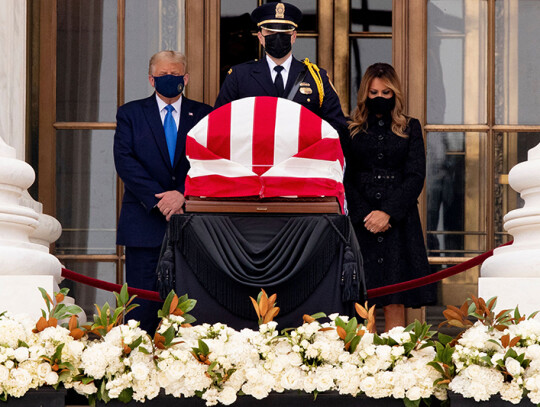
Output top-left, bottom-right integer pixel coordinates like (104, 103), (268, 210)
(251, 2), (302, 32)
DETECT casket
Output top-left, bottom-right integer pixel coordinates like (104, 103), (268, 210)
(184, 96), (344, 213)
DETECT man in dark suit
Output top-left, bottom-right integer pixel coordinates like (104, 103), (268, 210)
(114, 51), (212, 333)
(214, 2), (348, 140)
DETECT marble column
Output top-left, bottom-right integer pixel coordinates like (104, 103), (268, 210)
(0, 0), (27, 160)
(479, 143), (540, 316)
(0, 1), (77, 320)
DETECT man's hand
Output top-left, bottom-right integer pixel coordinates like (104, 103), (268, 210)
(155, 190), (185, 221)
(364, 210), (391, 234)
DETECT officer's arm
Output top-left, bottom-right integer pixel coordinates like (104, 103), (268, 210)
(320, 71), (349, 144)
(214, 68), (239, 109)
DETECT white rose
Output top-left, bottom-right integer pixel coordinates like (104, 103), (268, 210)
(5, 360), (15, 369)
(13, 347), (29, 363)
(217, 386), (237, 405)
(36, 363), (52, 379)
(11, 367), (32, 388)
(45, 371), (59, 385)
(0, 365), (9, 382)
(505, 358), (522, 377)
(131, 361), (150, 381)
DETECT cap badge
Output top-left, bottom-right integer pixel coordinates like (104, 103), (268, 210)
(275, 3), (285, 19)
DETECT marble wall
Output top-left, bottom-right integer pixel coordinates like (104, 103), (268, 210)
(0, 0), (26, 160)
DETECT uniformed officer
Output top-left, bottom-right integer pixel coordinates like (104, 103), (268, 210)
(214, 2), (348, 140)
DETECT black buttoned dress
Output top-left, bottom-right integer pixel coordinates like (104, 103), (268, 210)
(342, 113), (437, 307)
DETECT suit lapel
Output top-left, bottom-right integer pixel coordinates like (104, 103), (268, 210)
(284, 57), (304, 96)
(251, 59), (278, 97)
(174, 97), (195, 167)
(142, 95), (171, 169)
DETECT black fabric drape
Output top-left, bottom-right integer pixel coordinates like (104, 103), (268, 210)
(157, 214), (365, 328)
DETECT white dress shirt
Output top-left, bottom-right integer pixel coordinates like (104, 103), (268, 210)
(156, 94), (182, 130)
(266, 54), (293, 89)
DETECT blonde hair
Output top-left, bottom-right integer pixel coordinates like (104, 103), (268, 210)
(148, 51), (187, 75)
(348, 63), (408, 138)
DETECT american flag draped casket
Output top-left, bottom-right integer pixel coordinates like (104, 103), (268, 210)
(185, 96), (345, 211)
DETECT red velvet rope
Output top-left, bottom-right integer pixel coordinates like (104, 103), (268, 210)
(61, 268), (162, 302)
(60, 241), (513, 303)
(367, 240), (513, 299)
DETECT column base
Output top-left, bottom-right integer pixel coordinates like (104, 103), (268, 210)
(478, 277), (540, 316)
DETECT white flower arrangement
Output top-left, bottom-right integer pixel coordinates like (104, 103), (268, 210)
(3, 287), (540, 406)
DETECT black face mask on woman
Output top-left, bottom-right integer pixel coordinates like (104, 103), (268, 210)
(264, 32), (292, 59)
(366, 96), (395, 115)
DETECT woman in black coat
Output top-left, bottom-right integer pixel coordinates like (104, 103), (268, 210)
(342, 63), (436, 331)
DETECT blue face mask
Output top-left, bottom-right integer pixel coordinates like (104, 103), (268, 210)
(153, 75), (184, 98)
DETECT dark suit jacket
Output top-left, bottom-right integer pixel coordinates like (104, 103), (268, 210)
(214, 57), (348, 141)
(114, 94), (212, 247)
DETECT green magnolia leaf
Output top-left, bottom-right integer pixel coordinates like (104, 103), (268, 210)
(182, 314), (197, 325)
(427, 361), (445, 375)
(53, 343), (65, 361)
(159, 291), (176, 318)
(488, 339), (502, 348)
(437, 333), (453, 347)
(163, 326), (176, 346)
(128, 336), (143, 350)
(480, 355), (493, 366)
(199, 339), (210, 355)
(179, 299), (197, 313)
(349, 335), (362, 353)
(117, 387), (134, 403)
(99, 379), (110, 403)
(467, 302), (477, 315)
(344, 332), (355, 344)
(17, 340), (29, 348)
(529, 310), (540, 320)
(310, 312), (327, 320)
(120, 283), (130, 305)
(334, 317), (347, 329)
(208, 361), (217, 372)
(403, 396), (420, 407)
(345, 317), (358, 333)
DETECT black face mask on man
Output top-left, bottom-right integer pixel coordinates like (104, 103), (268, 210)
(153, 75), (184, 98)
(366, 96), (396, 115)
(263, 32), (292, 59)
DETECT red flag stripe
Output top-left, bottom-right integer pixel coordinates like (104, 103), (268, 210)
(207, 101), (231, 160)
(252, 97), (278, 176)
(298, 106), (322, 151)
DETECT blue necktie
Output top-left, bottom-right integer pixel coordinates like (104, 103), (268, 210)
(164, 105), (177, 166)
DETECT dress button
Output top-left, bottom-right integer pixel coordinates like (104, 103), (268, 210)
(375, 192), (382, 199)
(377, 257), (384, 264)
(378, 120), (384, 127)
(377, 236), (384, 243)
(377, 175), (382, 179)
(377, 153), (384, 160)
(172, 176), (176, 181)
(378, 134), (384, 141)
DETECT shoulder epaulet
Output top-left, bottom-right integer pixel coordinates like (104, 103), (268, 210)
(302, 58), (324, 107)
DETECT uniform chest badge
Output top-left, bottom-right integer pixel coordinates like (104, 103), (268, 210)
(300, 82), (310, 87)
(300, 87), (312, 95)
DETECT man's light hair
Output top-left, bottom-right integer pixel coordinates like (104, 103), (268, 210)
(148, 51), (187, 75)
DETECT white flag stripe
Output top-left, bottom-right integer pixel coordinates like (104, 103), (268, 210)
(188, 115), (209, 147)
(321, 120), (339, 139)
(264, 157), (343, 182)
(230, 97), (255, 167)
(273, 99), (301, 165)
(189, 158), (256, 178)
